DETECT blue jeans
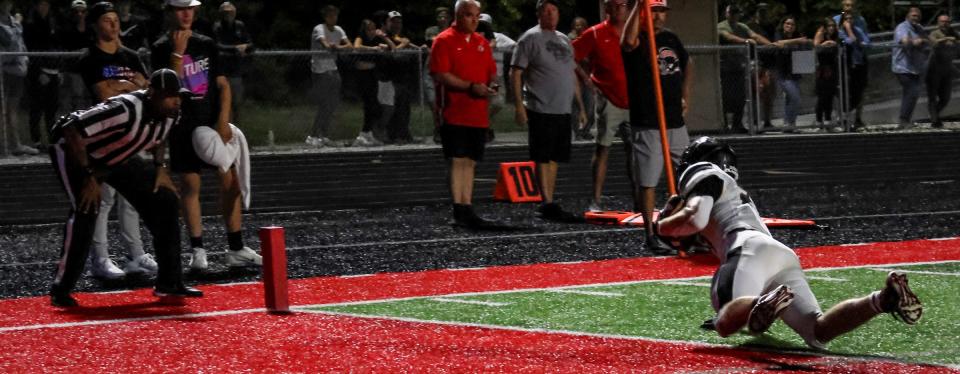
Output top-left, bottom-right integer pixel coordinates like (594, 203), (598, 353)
(896, 73), (922, 124)
(779, 76), (801, 126)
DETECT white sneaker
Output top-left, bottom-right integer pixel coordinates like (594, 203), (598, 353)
(188, 248), (208, 271)
(304, 135), (323, 147)
(587, 201), (602, 212)
(124, 253), (158, 275)
(353, 131), (381, 147)
(13, 144), (39, 155)
(89, 257), (125, 280)
(226, 247), (262, 268)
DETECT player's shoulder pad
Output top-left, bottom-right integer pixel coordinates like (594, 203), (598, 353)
(679, 162), (727, 201)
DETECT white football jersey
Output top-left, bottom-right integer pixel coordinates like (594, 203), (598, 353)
(677, 162), (771, 259)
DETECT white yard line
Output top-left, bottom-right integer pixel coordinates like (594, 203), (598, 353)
(430, 298), (511, 307)
(806, 276), (848, 282)
(661, 281), (712, 287)
(547, 289), (625, 297)
(868, 268), (960, 277)
(0, 308), (265, 333)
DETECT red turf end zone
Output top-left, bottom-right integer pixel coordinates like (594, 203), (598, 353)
(0, 237), (959, 371)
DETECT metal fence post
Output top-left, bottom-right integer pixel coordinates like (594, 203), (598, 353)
(747, 43), (759, 135)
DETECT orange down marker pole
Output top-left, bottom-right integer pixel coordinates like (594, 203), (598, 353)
(641, 1), (677, 195)
(259, 226), (290, 314)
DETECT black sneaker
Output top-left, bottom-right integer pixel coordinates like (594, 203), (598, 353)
(643, 235), (677, 256)
(50, 292), (78, 308)
(537, 203), (584, 223)
(154, 284), (204, 298)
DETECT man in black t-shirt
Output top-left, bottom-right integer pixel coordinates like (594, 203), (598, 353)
(621, 0), (693, 255)
(152, 0), (261, 272)
(75, 2), (155, 281)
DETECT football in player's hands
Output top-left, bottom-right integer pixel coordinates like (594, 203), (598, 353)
(659, 194), (686, 219)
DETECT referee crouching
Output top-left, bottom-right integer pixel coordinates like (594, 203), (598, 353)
(48, 69), (202, 307)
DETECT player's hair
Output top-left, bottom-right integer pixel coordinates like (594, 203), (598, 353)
(454, 0), (481, 16)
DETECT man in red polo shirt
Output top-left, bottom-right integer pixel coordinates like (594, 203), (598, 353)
(572, 0), (631, 212)
(430, 0), (498, 228)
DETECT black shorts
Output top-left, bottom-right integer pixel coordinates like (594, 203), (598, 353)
(527, 110), (571, 163)
(169, 123), (215, 174)
(440, 123), (487, 161)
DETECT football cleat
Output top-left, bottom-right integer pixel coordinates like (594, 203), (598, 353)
(881, 271), (922, 325)
(747, 285), (794, 335)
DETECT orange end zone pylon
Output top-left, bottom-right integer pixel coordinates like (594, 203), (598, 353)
(259, 226), (291, 314)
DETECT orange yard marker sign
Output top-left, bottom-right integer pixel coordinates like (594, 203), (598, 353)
(493, 162), (543, 203)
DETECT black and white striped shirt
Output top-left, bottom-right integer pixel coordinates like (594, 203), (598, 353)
(51, 91), (179, 167)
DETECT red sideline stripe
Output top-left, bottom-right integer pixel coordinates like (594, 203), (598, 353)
(1, 311), (954, 373)
(1, 237), (959, 329)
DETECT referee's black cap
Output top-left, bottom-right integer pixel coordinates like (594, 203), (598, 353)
(150, 69), (189, 97)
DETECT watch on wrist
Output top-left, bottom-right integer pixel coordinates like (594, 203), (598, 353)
(155, 161), (168, 169)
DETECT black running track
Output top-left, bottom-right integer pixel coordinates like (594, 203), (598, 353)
(3, 132), (960, 225)
(3, 131), (960, 298)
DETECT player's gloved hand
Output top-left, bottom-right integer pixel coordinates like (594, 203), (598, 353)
(658, 194), (685, 221)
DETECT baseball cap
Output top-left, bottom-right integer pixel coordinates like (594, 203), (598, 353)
(166, 0), (201, 8)
(219, 1), (235, 12)
(536, 0), (560, 11)
(150, 69), (188, 97)
(70, 0), (87, 10)
(87, 2), (116, 24)
(650, 0), (670, 9)
(479, 13), (492, 24)
(388, 10), (402, 19)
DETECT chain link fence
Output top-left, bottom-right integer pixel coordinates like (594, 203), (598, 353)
(1, 39), (959, 156)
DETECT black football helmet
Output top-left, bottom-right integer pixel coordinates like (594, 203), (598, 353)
(678, 136), (739, 180)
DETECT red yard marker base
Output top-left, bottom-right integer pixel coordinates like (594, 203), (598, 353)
(259, 227), (291, 314)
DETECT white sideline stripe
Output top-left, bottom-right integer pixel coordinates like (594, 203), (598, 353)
(3, 260), (958, 333)
(95, 290), (134, 295)
(868, 268), (960, 277)
(301, 309), (938, 368)
(219, 281), (260, 287)
(0, 308), (265, 333)
(340, 274), (374, 279)
(548, 289), (625, 297)
(430, 298), (510, 307)
(661, 281), (711, 287)
(447, 267), (487, 272)
(806, 276), (848, 282)
(556, 261), (585, 265)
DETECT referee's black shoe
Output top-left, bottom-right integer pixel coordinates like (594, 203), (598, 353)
(50, 292), (79, 308)
(154, 284), (204, 298)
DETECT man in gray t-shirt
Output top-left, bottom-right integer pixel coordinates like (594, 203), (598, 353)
(510, 0), (585, 223)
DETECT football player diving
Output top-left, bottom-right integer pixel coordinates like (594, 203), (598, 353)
(655, 136), (922, 349)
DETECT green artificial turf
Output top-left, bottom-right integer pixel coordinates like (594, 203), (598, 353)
(312, 262), (960, 366)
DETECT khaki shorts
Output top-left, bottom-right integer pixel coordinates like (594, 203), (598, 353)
(629, 126), (689, 188)
(595, 93), (630, 147)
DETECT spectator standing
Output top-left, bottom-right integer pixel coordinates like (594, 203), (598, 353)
(0, 0), (37, 155)
(572, 0), (630, 212)
(424, 7), (450, 45)
(834, 0), (869, 130)
(478, 13), (514, 120)
(621, 0), (692, 254)
(116, 0), (149, 52)
(151, 0), (262, 272)
(892, 7), (929, 129)
(568, 15), (594, 140)
(351, 19), (393, 147)
(813, 17), (841, 131)
(23, 0), (60, 150)
(212, 2), (252, 123)
(511, 0), (586, 222)
(771, 15), (810, 132)
(76, 1), (154, 280)
(383, 10), (417, 144)
(430, 0), (498, 228)
(927, 14), (958, 128)
(60, 0), (92, 113)
(47, 69), (201, 307)
(717, 4), (770, 133)
(747, 3), (778, 129)
(307, 5), (350, 147)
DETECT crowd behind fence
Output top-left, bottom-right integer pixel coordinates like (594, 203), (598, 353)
(1, 38), (958, 156)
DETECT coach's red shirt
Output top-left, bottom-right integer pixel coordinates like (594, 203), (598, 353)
(573, 20), (629, 109)
(429, 26), (497, 128)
